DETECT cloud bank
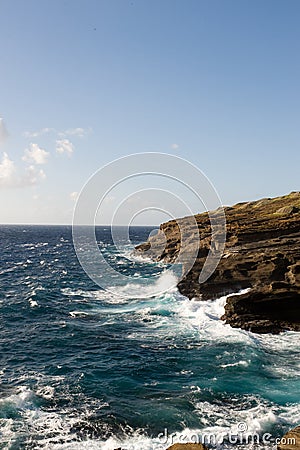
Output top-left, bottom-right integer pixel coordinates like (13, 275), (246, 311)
(23, 126), (91, 139)
(23, 128), (55, 138)
(0, 152), (17, 187)
(22, 143), (50, 165)
(59, 127), (91, 138)
(0, 152), (46, 188)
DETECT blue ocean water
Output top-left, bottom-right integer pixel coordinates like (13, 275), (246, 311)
(0, 225), (299, 450)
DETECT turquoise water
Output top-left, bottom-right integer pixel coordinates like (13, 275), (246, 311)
(0, 226), (299, 449)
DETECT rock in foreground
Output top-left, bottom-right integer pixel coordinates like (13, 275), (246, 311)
(135, 192), (300, 333)
(167, 444), (208, 450)
(278, 426), (300, 449)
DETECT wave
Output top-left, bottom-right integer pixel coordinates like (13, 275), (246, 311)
(1, 288), (300, 449)
(110, 270), (179, 299)
(1, 386), (299, 449)
(49, 279), (300, 449)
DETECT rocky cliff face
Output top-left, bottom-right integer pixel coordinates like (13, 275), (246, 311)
(135, 192), (300, 334)
(277, 426), (300, 449)
(166, 444), (208, 450)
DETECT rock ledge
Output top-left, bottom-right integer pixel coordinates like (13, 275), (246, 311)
(135, 192), (300, 333)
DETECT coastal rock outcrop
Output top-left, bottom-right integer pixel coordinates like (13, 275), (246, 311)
(166, 444), (208, 450)
(135, 192), (300, 333)
(277, 426), (300, 449)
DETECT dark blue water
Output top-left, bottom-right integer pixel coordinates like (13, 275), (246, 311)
(0, 226), (299, 449)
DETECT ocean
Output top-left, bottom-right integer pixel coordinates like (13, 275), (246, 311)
(0, 225), (299, 449)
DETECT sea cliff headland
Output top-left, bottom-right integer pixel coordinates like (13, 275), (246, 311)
(135, 192), (300, 334)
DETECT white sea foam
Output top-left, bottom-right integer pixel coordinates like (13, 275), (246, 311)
(157, 289), (255, 347)
(2, 410), (78, 449)
(62, 271), (179, 305)
(92, 398), (300, 450)
(1, 382), (299, 450)
(69, 311), (91, 317)
(52, 276), (300, 450)
(220, 360), (250, 368)
(19, 242), (48, 248)
(36, 385), (55, 400)
(109, 270), (178, 299)
(62, 280), (300, 356)
(0, 386), (33, 409)
(254, 332), (300, 378)
(28, 298), (38, 307)
(0, 385), (104, 449)
(61, 287), (119, 302)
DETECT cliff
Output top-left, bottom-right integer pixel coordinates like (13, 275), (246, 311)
(135, 192), (300, 334)
(278, 426), (300, 449)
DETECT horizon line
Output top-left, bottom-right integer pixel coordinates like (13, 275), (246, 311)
(0, 223), (160, 227)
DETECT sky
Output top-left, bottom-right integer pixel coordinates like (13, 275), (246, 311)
(0, 0), (299, 225)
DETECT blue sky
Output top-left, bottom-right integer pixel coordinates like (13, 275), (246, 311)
(0, 0), (299, 224)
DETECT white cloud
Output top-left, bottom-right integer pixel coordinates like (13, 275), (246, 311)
(56, 139), (74, 157)
(0, 152), (17, 187)
(23, 128), (55, 138)
(0, 152), (46, 188)
(70, 191), (78, 202)
(171, 143), (179, 150)
(22, 143), (50, 165)
(23, 165), (46, 185)
(23, 126), (91, 140)
(0, 118), (9, 145)
(59, 127), (91, 138)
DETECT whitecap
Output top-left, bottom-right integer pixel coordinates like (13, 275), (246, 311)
(28, 298), (38, 307)
(69, 311), (90, 317)
(220, 360), (250, 368)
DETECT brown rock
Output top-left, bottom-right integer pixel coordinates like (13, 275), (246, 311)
(277, 426), (300, 449)
(135, 192), (300, 334)
(276, 205), (300, 215)
(167, 444), (208, 450)
(222, 286), (300, 333)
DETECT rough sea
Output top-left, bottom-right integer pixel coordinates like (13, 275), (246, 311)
(0, 225), (299, 449)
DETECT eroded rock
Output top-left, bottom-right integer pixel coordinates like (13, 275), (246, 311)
(135, 192), (300, 333)
(166, 444), (208, 450)
(277, 426), (300, 449)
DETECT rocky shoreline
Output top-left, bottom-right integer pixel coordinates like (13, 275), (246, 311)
(135, 191), (300, 334)
(115, 426), (300, 450)
(134, 192), (300, 450)
(164, 425), (300, 449)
